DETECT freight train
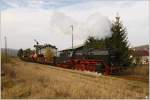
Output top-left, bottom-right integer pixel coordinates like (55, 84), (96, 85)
(22, 47), (123, 75)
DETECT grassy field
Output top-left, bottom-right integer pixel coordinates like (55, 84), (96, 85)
(1, 58), (149, 99)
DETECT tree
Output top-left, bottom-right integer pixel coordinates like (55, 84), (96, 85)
(84, 36), (106, 49)
(108, 14), (132, 66)
(83, 14), (132, 66)
(23, 48), (31, 57)
(17, 48), (23, 58)
(45, 47), (54, 62)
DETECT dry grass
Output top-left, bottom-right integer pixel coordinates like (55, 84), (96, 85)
(1, 58), (149, 99)
(119, 65), (149, 82)
(124, 65), (149, 76)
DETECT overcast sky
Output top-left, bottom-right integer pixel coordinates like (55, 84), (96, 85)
(0, 0), (149, 50)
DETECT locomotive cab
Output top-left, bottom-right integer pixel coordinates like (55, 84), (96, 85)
(96, 62), (105, 73)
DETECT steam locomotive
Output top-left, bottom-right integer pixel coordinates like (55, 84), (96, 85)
(22, 46), (122, 75)
(55, 47), (121, 75)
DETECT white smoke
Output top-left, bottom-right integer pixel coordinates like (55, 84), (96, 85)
(50, 11), (77, 35)
(84, 13), (112, 39)
(50, 12), (112, 42)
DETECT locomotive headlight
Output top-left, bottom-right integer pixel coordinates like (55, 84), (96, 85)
(130, 55), (133, 58)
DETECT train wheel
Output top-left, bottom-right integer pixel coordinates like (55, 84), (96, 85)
(75, 65), (79, 70)
(93, 66), (96, 72)
(82, 65), (85, 71)
(85, 66), (89, 71)
(79, 64), (83, 71)
(90, 66), (94, 72)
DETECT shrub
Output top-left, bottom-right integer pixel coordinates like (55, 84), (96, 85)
(45, 48), (54, 63)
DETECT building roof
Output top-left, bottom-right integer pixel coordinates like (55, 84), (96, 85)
(132, 44), (149, 51)
(130, 44), (149, 56)
(59, 44), (83, 52)
(34, 44), (57, 49)
(59, 44), (108, 52)
(135, 50), (149, 56)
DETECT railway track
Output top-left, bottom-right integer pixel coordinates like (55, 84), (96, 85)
(48, 65), (102, 78)
(48, 65), (148, 83)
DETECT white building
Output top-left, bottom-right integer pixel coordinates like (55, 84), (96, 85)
(34, 44), (57, 57)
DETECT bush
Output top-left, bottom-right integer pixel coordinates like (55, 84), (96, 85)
(45, 48), (54, 63)
(17, 49), (23, 58)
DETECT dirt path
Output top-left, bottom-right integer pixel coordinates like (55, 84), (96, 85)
(114, 75), (149, 83)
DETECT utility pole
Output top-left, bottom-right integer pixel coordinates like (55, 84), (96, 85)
(4, 36), (7, 63)
(0, 11), (1, 38)
(116, 12), (120, 22)
(70, 25), (73, 50)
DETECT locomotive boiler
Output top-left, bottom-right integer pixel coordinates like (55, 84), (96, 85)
(55, 46), (120, 75)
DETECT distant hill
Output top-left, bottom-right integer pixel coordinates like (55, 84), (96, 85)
(1, 48), (18, 57)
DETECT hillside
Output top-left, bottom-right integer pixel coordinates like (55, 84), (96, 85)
(1, 58), (149, 99)
(1, 48), (18, 57)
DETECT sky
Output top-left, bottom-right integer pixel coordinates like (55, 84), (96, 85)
(0, 0), (149, 50)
